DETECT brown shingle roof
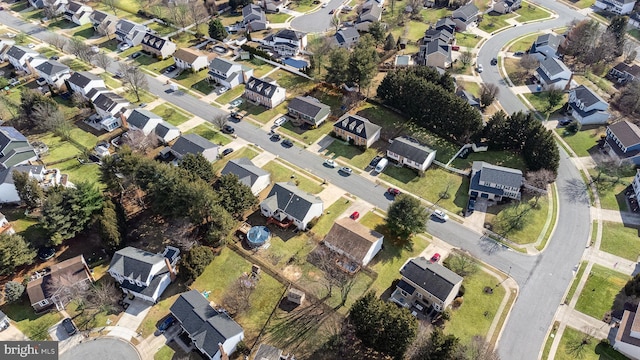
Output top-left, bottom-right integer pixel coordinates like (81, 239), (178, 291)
(616, 306), (640, 347)
(323, 218), (383, 264)
(173, 48), (206, 64)
(609, 121), (640, 149)
(26, 255), (91, 305)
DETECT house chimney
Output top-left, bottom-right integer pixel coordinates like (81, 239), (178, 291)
(218, 343), (229, 360)
(119, 112), (129, 130)
(164, 257), (177, 282)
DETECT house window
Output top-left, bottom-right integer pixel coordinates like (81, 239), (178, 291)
(37, 299), (49, 306)
(416, 293), (423, 299)
(128, 279), (135, 284)
(400, 289), (408, 297)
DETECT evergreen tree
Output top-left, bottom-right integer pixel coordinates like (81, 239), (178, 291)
(0, 233), (35, 275)
(182, 245), (215, 280)
(215, 173), (258, 218)
(368, 21), (385, 46)
(348, 34), (379, 90)
(98, 198), (124, 251)
(4, 281), (25, 302)
(384, 33), (396, 51)
(325, 47), (350, 85)
(179, 153), (216, 183)
(12, 170), (44, 209)
(386, 194), (428, 241)
(607, 15), (628, 57)
(408, 328), (460, 360)
(208, 19), (227, 41)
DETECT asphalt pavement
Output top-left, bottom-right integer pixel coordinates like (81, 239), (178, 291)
(290, 0), (346, 33)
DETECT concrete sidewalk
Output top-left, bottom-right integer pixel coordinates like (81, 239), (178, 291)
(594, 207), (640, 226)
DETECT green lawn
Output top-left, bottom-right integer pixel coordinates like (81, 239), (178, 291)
(508, 33), (539, 52)
(278, 119), (333, 145)
(269, 69), (316, 97)
(310, 199), (352, 237)
(154, 345), (175, 360)
(1, 299), (63, 340)
(266, 13), (292, 23)
(238, 58), (276, 78)
(68, 128), (99, 149)
(323, 140), (383, 170)
(450, 150), (527, 172)
(72, 23), (95, 39)
(48, 19), (77, 30)
(31, 133), (82, 164)
(419, 7), (452, 24)
(138, 294), (180, 338)
(629, 29), (640, 42)
(485, 196), (550, 245)
(380, 166), (468, 214)
(65, 299), (120, 331)
(237, 101), (288, 124)
(148, 22), (174, 36)
(62, 58), (93, 72)
(119, 45), (142, 59)
(565, 261), (587, 304)
(406, 21), (431, 42)
(185, 123), (232, 146)
(574, 73), (617, 97)
(138, 56), (175, 75)
(554, 327), (628, 360)
(515, 2), (551, 22)
(212, 146), (260, 174)
(479, 12), (517, 32)
(58, 158), (103, 186)
(445, 270), (506, 344)
(575, 264), (629, 320)
(600, 221), (640, 262)
(288, 0), (317, 12)
(174, 69), (211, 93)
(150, 103), (192, 126)
(455, 32), (482, 48)
(100, 72), (122, 90)
(523, 92), (567, 118)
(587, 170), (633, 212)
(121, 89), (157, 104)
(554, 126), (605, 157)
(261, 161), (324, 194)
(570, 0), (596, 9)
(38, 47), (61, 59)
(96, 38), (119, 53)
(216, 86), (245, 105)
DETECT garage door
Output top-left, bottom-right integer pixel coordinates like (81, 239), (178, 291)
(480, 193), (489, 198)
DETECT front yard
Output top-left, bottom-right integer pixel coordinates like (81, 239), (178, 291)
(216, 86), (245, 105)
(484, 196), (550, 245)
(278, 119), (333, 145)
(309, 198), (352, 237)
(174, 70), (214, 95)
(575, 264), (629, 320)
(508, 33), (539, 52)
(504, 57), (528, 85)
(587, 170), (633, 212)
(600, 221), (640, 262)
(237, 101), (288, 124)
(515, 2), (552, 22)
(323, 140), (384, 170)
(554, 126), (605, 157)
(261, 160), (324, 194)
(479, 12), (517, 33)
(554, 326), (628, 360)
(455, 32), (482, 48)
(523, 92), (567, 118)
(185, 123), (232, 146)
(212, 146), (260, 173)
(150, 103), (192, 126)
(1, 299), (63, 340)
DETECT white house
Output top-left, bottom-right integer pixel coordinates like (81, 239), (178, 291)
(493, 0), (522, 13)
(261, 0), (288, 12)
(332, 114), (381, 148)
(604, 121), (640, 166)
(469, 161), (523, 201)
(93, 92), (129, 119)
(333, 27), (360, 48)
(90, 10), (118, 36)
(67, 71), (106, 99)
(287, 96), (331, 127)
(63, 1), (92, 25)
(567, 85), (610, 125)
(208, 57), (253, 89)
(535, 56), (572, 91)
(170, 290), (244, 360)
(34, 60), (71, 89)
(108, 246), (180, 303)
(220, 157), (271, 196)
(244, 77), (286, 108)
(529, 33), (562, 61)
(260, 182), (324, 230)
(261, 29), (308, 57)
(0, 165), (64, 204)
(126, 109), (163, 135)
(387, 137), (437, 172)
(5, 45), (44, 74)
(173, 48), (211, 72)
(0, 212), (15, 235)
(323, 218), (383, 266)
(0, 127), (38, 170)
(140, 33), (177, 59)
(115, 19), (148, 47)
(242, 4), (269, 32)
(355, 1), (383, 31)
(155, 122), (181, 144)
(170, 134), (219, 162)
(595, 0), (636, 14)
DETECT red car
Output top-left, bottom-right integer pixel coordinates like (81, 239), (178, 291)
(387, 188), (401, 196)
(350, 211), (360, 220)
(430, 253), (441, 263)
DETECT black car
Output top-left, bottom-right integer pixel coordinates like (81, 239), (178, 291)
(62, 318), (77, 336)
(513, 51), (525, 56)
(468, 198), (476, 213)
(222, 148), (234, 156)
(222, 125), (235, 134)
(491, 58), (498, 66)
(164, 65), (177, 74)
(369, 156), (382, 168)
(282, 139), (293, 147)
(559, 118), (572, 126)
(38, 247), (56, 261)
(270, 133), (281, 141)
(49, 56), (59, 60)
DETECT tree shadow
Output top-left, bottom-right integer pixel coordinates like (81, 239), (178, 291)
(561, 178), (589, 204)
(266, 300), (334, 351)
(478, 233), (508, 255)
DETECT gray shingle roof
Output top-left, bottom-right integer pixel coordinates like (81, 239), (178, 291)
(93, 92), (128, 112)
(608, 121), (640, 149)
(34, 60), (69, 76)
(435, 17), (456, 32)
(221, 157), (269, 189)
(453, 3), (479, 21)
(108, 246), (168, 283)
(274, 29), (305, 41)
(90, 10), (110, 22)
(170, 290), (243, 359)
(68, 71), (102, 88)
(126, 109), (161, 130)
(401, 257), (462, 302)
(261, 182), (322, 222)
(335, 27), (360, 45)
(245, 77), (283, 99)
(532, 33), (561, 51)
(424, 40), (450, 56)
(0, 126), (28, 146)
(473, 161), (523, 189)
(288, 96), (331, 122)
(141, 33), (172, 51)
(171, 134), (218, 156)
(334, 114), (381, 140)
(538, 56), (570, 77)
(570, 85), (605, 108)
(388, 137), (435, 164)
(155, 121), (179, 138)
(0, 165), (43, 185)
(6, 45), (37, 61)
(456, 90), (479, 108)
(209, 57), (235, 74)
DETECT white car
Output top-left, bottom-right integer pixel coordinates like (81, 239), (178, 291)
(119, 43), (131, 51)
(477, 64), (483, 73)
(6, 33), (16, 39)
(27, 43), (35, 49)
(218, 86), (228, 94)
(274, 116), (287, 127)
(322, 2), (328, 7)
(324, 159), (336, 168)
(432, 209), (449, 221)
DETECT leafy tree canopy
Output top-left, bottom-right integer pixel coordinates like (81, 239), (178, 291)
(386, 194), (428, 240)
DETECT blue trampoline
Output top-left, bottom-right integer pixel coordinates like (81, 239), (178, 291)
(247, 226), (271, 248)
(283, 58), (308, 69)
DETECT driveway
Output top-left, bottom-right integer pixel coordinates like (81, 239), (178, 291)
(0, 324), (29, 341)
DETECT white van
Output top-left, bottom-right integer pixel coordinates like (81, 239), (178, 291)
(375, 158), (388, 173)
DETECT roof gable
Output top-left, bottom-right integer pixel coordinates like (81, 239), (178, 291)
(127, 109), (162, 129)
(288, 96), (331, 120)
(401, 257), (462, 301)
(474, 161), (523, 188)
(245, 76), (283, 99)
(108, 246), (166, 282)
(261, 182), (322, 222)
(323, 218), (383, 262)
(171, 134), (218, 156)
(220, 157), (269, 189)
(608, 121), (640, 148)
(68, 71), (102, 88)
(334, 114), (381, 140)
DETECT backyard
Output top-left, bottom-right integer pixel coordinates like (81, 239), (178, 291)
(261, 160), (324, 194)
(450, 150), (527, 172)
(587, 170), (633, 212)
(599, 221), (640, 262)
(239, 58), (276, 78)
(269, 70), (316, 97)
(574, 264), (629, 320)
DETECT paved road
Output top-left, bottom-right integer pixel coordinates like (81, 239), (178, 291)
(290, 0), (345, 33)
(60, 337), (141, 360)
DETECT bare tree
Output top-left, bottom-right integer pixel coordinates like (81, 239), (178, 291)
(307, 37), (332, 76)
(102, 0), (118, 15)
(331, 14), (341, 33)
(221, 274), (256, 316)
(71, 91), (89, 108)
(67, 37), (94, 63)
(94, 52), (113, 71)
(84, 278), (121, 314)
(445, 251), (479, 277)
(43, 0), (62, 21)
(457, 336), (501, 360)
(170, 4), (192, 30)
(45, 272), (89, 308)
(150, 5), (165, 20)
(479, 83), (499, 108)
(623, 42), (637, 63)
(460, 50), (473, 67)
(525, 169), (555, 207)
(519, 54), (539, 76)
(32, 102), (66, 133)
(46, 34), (67, 51)
(308, 246), (357, 307)
(565, 326), (595, 359)
(97, 21), (115, 40)
(167, 218), (198, 251)
(121, 128), (158, 154)
(408, 0), (422, 15)
(118, 63), (149, 102)
(211, 114), (228, 130)
(187, 0), (209, 33)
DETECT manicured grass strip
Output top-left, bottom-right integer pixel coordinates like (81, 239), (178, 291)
(261, 161), (324, 194)
(575, 264), (629, 320)
(600, 221), (640, 261)
(310, 198), (352, 237)
(515, 2), (551, 22)
(154, 345), (175, 360)
(485, 196), (550, 245)
(216, 86), (245, 105)
(554, 326), (627, 360)
(455, 32), (482, 48)
(536, 183), (558, 251)
(565, 261), (587, 304)
(150, 103), (192, 126)
(508, 33), (540, 52)
(186, 123), (232, 146)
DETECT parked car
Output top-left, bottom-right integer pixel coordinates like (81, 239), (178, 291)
(432, 209), (449, 221)
(218, 86), (228, 94)
(468, 198), (476, 213)
(119, 43), (131, 51)
(368, 156), (382, 168)
(27, 43), (35, 49)
(38, 246), (56, 261)
(230, 111), (244, 120)
(222, 125), (235, 134)
(131, 52), (142, 59)
(430, 253), (441, 263)
(49, 56), (59, 60)
(9, 78), (20, 86)
(329, 9), (335, 14)
(339, 167), (352, 175)
(229, 98), (243, 107)
(559, 118), (572, 126)
(513, 51), (524, 56)
(282, 139), (294, 147)
(477, 64), (483, 73)
(62, 318), (77, 336)
(322, 2), (328, 7)
(222, 148), (234, 156)
(387, 188), (401, 196)
(324, 159), (336, 168)
(274, 116), (288, 127)
(350, 211), (360, 220)
(270, 133), (281, 141)
(491, 58), (498, 66)
(36, 77), (47, 86)
(164, 65), (177, 74)
(138, 103), (147, 108)
(6, 33), (16, 38)
(157, 316), (175, 333)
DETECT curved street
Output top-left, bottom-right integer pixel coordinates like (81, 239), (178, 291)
(290, 0), (345, 32)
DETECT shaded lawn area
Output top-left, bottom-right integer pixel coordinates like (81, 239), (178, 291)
(479, 12), (517, 32)
(261, 161), (324, 194)
(218, 13), (244, 26)
(455, 32), (482, 48)
(554, 126), (605, 157)
(73, 24), (96, 39)
(324, 139), (383, 170)
(30, 133), (82, 164)
(555, 326), (628, 360)
(363, 212), (429, 295)
(38, 47), (62, 59)
(238, 58), (276, 78)
(238, 101), (288, 124)
(216, 86), (245, 105)
(484, 196), (550, 245)
(278, 119), (333, 145)
(169, 32), (199, 48)
(575, 264), (629, 320)
(212, 146), (260, 174)
(515, 2), (551, 22)
(1, 299), (63, 340)
(138, 294), (180, 338)
(380, 166), (469, 214)
(97, 38), (119, 53)
(447, 61), (474, 76)
(270, 69), (316, 97)
(174, 69), (211, 92)
(565, 261), (587, 304)
(445, 269), (505, 344)
(310, 198), (352, 237)
(62, 58), (93, 72)
(100, 72), (122, 90)
(504, 57), (527, 86)
(523, 91), (567, 118)
(587, 171), (633, 212)
(600, 221), (640, 261)
(48, 19), (77, 30)
(66, 299), (121, 331)
(629, 29), (640, 42)
(148, 22), (175, 36)
(266, 13), (293, 23)
(574, 73), (617, 97)
(307, 87), (343, 111)
(185, 123), (232, 146)
(57, 158), (103, 186)
(150, 103), (192, 126)
(456, 80), (481, 97)
(508, 33), (539, 52)
(450, 150), (527, 172)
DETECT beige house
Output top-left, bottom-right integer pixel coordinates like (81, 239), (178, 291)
(173, 48), (211, 72)
(244, 76), (286, 108)
(323, 218), (383, 266)
(333, 114), (381, 148)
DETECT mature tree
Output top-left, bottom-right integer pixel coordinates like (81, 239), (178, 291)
(623, 42), (637, 63)
(170, 4), (192, 30)
(102, 0), (118, 15)
(307, 37), (332, 75)
(309, 247), (357, 307)
(97, 21), (115, 39)
(202, 204), (235, 246)
(384, 33), (396, 51)
(479, 83), (499, 108)
(179, 153), (216, 183)
(444, 251), (479, 277)
(460, 50), (473, 66)
(32, 101), (66, 133)
(150, 4), (165, 20)
(94, 52), (112, 71)
(181, 245), (215, 280)
(607, 15), (628, 57)
(0, 234), (35, 276)
(368, 21), (386, 45)
(98, 198), (124, 251)
(350, 292), (418, 359)
(118, 63), (148, 102)
(46, 34), (67, 51)
(524, 126), (559, 172)
(386, 194), (428, 240)
(325, 47), (351, 85)
(187, 0), (209, 31)
(68, 37), (94, 63)
(208, 18), (227, 41)
(348, 34), (379, 91)
(457, 336), (501, 360)
(215, 173), (258, 218)
(331, 13), (341, 32)
(526, 169), (556, 190)
(12, 170), (44, 209)
(84, 278), (121, 314)
(17, 89), (58, 130)
(4, 281), (26, 302)
(408, 328), (461, 360)
(546, 87), (564, 111)
(228, 0), (252, 8)
(614, 79), (640, 115)
(210, 113), (228, 130)
(222, 274), (256, 315)
(519, 54), (539, 75)
(43, 0), (63, 20)
(120, 128), (158, 154)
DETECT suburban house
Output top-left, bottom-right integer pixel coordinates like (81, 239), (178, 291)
(262, 29), (308, 57)
(595, 0), (636, 14)
(92, 92), (130, 131)
(567, 85), (610, 125)
(260, 182), (324, 230)
(0, 127), (38, 169)
(126, 109), (163, 135)
(0, 212), (15, 235)
(28, 0), (66, 9)
(260, 0), (288, 12)
(387, 137), (437, 172)
(451, 3), (479, 31)
(208, 57), (254, 89)
(630, 12), (640, 28)
(155, 122), (181, 144)
(604, 120), (640, 166)
(333, 114), (381, 148)
(89, 10), (118, 36)
(333, 27), (360, 48)
(26, 255), (94, 312)
(108, 246), (180, 303)
(66, 71), (106, 99)
(435, 17), (457, 34)
(609, 62), (640, 84)
(323, 218), (384, 266)
(34, 60), (71, 88)
(5, 45), (43, 74)
(493, 0), (521, 13)
(456, 90), (480, 110)
(170, 134), (219, 162)
(0, 39), (16, 61)
(355, 1), (383, 31)
(115, 19), (148, 47)
(63, 1), (92, 25)
(0, 165), (65, 203)
(140, 33), (177, 59)
(390, 257), (463, 313)
(242, 4), (269, 32)
(535, 56), (572, 91)
(469, 161), (523, 201)
(613, 303), (640, 359)
(86, 87), (109, 102)
(529, 33), (562, 61)
(418, 40), (452, 69)
(287, 96), (331, 127)
(173, 48), (211, 72)
(220, 157), (271, 196)
(244, 77), (286, 108)
(170, 290), (244, 360)
(423, 28), (454, 44)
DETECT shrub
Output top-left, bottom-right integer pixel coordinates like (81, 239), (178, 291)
(4, 281), (25, 302)
(181, 245), (215, 281)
